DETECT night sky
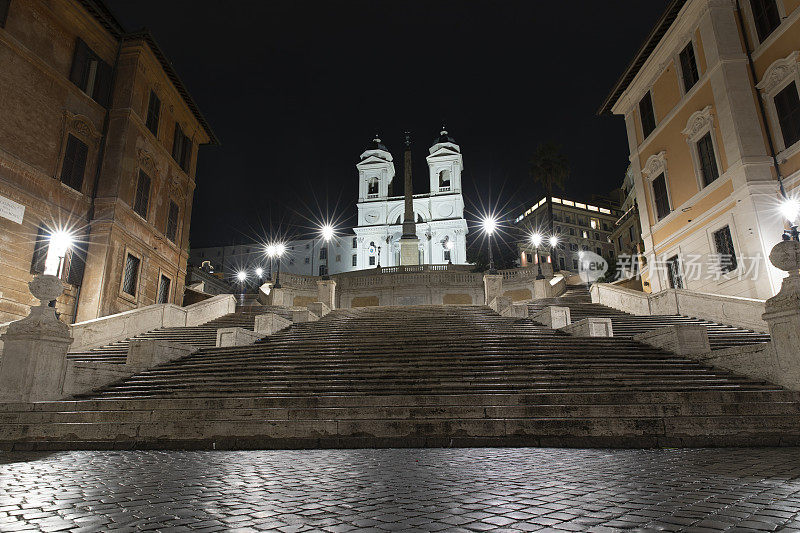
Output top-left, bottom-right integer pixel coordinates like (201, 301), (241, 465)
(105, 1), (668, 248)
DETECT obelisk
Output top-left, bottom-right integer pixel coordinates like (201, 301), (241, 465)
(399, 132), (420, 266)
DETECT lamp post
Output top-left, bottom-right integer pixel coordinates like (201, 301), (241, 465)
(482, 216), (498, 274)
(549, 235), (559, 273)
(531, 232), (544, 279)
(255, 267), (263, 284)
(780, 197), (800, 241)
(266, 244), (276, 280)
(321, 224), (334, 279)
(45, 229), (75, 278)
(236, 270), (247, 302)
(274, 243), (285, 288)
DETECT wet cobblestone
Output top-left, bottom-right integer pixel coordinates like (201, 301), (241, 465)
(2, 448), (800, 532)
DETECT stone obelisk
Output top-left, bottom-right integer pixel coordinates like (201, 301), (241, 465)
(399, 132), (420, 266)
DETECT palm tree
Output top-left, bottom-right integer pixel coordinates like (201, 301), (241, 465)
(529, 142), (569, 268)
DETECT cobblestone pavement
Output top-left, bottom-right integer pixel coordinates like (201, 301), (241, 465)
(2, 448), (800, 532)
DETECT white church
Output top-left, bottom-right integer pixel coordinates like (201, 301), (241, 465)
(189, 129), (469, 277)
(352, 129), (468, 269)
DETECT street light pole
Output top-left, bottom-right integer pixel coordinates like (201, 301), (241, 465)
(531, 232), (544, 279)
(482, 216), (498, 274)
(274, 243), (285, 288)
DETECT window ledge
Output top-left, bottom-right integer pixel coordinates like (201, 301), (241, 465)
(778, 139), (800, 164)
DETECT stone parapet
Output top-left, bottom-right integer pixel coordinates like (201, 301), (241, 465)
(531, 306), (571, 329)
(307, 302), (330, 318)
(254, 313), (292, 335)
(291, 308), (319, 323)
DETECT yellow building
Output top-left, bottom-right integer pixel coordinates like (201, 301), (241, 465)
(599, 0), (800, 299)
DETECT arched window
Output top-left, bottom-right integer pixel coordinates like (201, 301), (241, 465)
(367, 178), (378, 196)
(438, 169), (451, 190)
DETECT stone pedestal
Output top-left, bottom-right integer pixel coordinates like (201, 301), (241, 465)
(483, 273), (503, 306)
(533, 278), (552, 299)
(400, 237), (420, 266)
(560, 318), (613, 337)
(216, 327), (262, 347)
(292, 308), (319, 323)
(762, 240), (800, 384)
(316, 279), (336, 310)
(307, 302), (330, 318)
(633, 324), (709, 355)
(255, 313), (292, 335)
(532, 306), (571, 329)
(270, 287), (288, 307)
(0, 275), (73, 402)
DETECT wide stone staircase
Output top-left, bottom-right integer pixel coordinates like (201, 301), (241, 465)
(66, 305), (292, 364)
(1, 300), (798, 450)
(528, 286), (771, 350)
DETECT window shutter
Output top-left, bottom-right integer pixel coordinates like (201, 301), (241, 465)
(134, 171), (151, 219)
(69, 39), (90, 90)
(0, 0), (10, 27)
(30, 225), (49, 274)
(66, 240), (88, 287)
(92, 59), (113, 108)
(172, 123), (183, 160)
(166, 201), (179, 242)
(775, 82), (800, 149)
(61, 135), (88, 192)
(181, 135), (192, 171)
(146, 91), (161, 135)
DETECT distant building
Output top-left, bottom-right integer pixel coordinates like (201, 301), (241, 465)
(0, 0), (216, 324)
(599, 0), (800, 298)
(609, 165), (645, 283)
(513, 196), (622, 272)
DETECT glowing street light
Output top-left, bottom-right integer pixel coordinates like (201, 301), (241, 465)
(530, 232), (545, 280)
(320, 224), (335, 279)
(266, 244), (277, 280)
(481, 216), (498, 274)
(548, 235), (559, 248)
(44, 229), (75, 277)
(255, 267), (264, 278)
(236, 270), (247, 282)
(274, 242), (286, 288)
(780, 197), (800, 241)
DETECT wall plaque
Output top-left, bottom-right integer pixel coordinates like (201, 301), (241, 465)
(0, 195), (24, 224)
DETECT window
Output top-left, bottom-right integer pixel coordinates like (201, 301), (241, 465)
(30, 226), (48, 274)
(60, 134), (88, 192)
(304, 257), (310, 264)
(666, 255), (684, 289)
(639, 91), (656, 138)
(713, 226), (738, 273)
(320, 247), (327, 260)
(594, 232), (600, 241)
(696, 132), (719, 186)
(438, 170), (451, 190)
(157, 274), (170, 304)
(444, 250), (451, 262)
(368, 178), (378, 196)
(69, 38), (112, 107)
(526, 253), (533, 263)
(146, 91), (160, 136)
(555, 225), (561, 233)
(751, 0), (781, 43)
(679, 42), (700, 93)
(582, 245), (589, 251)
(335, 254), (341, 262)
(652, 173), (671, 221)
(596, 247), (602, 255)
(166, 201), (179, 243)
(133, 170), (151, 219)
(570, 243), (578, 251)
(609, 250), (615, 258)
(569, 228), (575, 236)
(171, 123), (192, 172)
(0, 0), (10, 27)
(618, 236), (624, 250)
(572, 259), (578, 270)
(352, 254), (357, 266)
(629, 226), (635, 242)
(352, 237), (357, 248)
(590, 219), (598, 229)
(319, 265), (326, 276)
(122, 253), (140, 296)
(582, 230), (588, 239)
(559, 257), (565, 270)
(369, 255), (375, 266)
(775, 82), (800, 149)
(65, 240), (88, 287)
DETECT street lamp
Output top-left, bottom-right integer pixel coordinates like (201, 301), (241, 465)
(482, 216), (498, 274)
(780, 197), (800, 241)
(549, 235), (559, 272)
(236, 270), (247, 300)
(266, 244), (276, 280)
(255, 267), (263, 280)
(320, 224), (334, 279)
(44, 229), (75, 277)
(530, 232), (544, 280)
(274, 242), (286, 288)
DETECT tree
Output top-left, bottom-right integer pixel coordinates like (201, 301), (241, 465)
(529, 142), (570, 234)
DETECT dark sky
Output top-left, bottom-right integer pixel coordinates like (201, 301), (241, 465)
(105, 1), (668, 248)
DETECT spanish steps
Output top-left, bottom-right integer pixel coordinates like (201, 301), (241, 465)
(528, 286), (772, 350)
(1, 287), (797, 450)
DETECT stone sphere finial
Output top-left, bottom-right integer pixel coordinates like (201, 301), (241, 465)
(29, 275), (65, 304)
(769, 240), (800, 273)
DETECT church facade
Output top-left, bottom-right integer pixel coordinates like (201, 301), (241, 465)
(352, 130), (469, 269)
(189, 129), (469, 279)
